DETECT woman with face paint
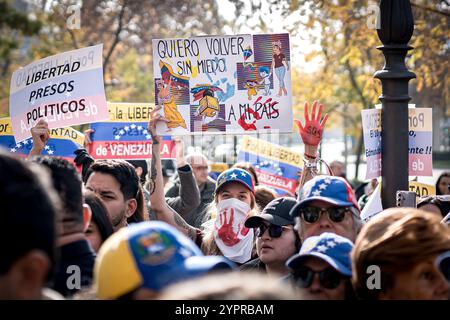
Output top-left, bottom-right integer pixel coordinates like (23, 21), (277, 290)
(147, 107), (257, 264)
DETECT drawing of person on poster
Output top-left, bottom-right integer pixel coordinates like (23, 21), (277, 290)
(156, 76), (187, 131)
(271, 41), (289, 97)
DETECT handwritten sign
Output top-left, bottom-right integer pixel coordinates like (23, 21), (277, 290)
(238, 136), (301, 196)
(409, 181), (436, 198)
(361, 108), (433, 179)
(408, 108), (433, 176)
(361, 109), (382, 179)
(152, 34), (292, 135)
(9, 44), (108, 142)
(88, 102), (174, 160)
(0, 117), (83, 161)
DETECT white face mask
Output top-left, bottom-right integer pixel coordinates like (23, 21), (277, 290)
(214, 198), (254, 264)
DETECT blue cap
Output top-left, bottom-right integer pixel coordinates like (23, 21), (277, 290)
(290, 175), (359, 218)
(216, 168), (255, 195)
(94, 221), (235, 299)
(286, 232), (353, 276)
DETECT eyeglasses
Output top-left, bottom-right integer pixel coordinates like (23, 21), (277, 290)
(299, 207), (352, 224)
(294, 265), (343, 290)
(255, 223), (287, 238)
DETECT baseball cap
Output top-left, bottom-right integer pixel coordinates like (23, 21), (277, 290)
(216, 168), (255, 195)
(286, 232), (353, 277)
(94, 221), (235, 299)
(245, 197), (296, 228)
(290, 175), (359, 218)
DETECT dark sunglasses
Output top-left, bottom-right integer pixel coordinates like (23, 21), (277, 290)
(294, 265), (343, 290)
(255, 223), (287, 238)
(299, 207), (352, 224)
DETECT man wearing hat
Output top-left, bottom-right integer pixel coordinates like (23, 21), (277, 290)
(290, 175), (362, 242)
(286, 232), (354, 300)
(242, 197), (300, 277)
(94, 221), (234, 299)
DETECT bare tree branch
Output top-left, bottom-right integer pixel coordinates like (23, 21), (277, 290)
(103, 0), (128, 74)
(411, 2), (450, 18)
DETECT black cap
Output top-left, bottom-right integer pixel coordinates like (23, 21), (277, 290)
(245, 197), (297, 228)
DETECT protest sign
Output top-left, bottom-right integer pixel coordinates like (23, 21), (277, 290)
(361, 108), (433, 179)
(408, 108), (433, 176)
(9, 44), (108, 142)
(361, 109), (382, 179)
(0, 117), (83, 161)
(409, 181), (436, 198)
(237, 135), (301, 196)
(152, 34), (292, 135)
(88, 102), (174, 160)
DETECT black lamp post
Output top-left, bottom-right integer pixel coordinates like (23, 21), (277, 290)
(374, 0), (416, 208)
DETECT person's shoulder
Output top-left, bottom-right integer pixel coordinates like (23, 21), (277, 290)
(240, 257), (265, 272)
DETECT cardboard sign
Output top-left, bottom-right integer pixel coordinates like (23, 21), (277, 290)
(152, 34), (292, 135)
(237, 135), (301, 196)
(409, 181), (436, 198)
(9, 44), (108, 142)
(0, 117), (83, 161)
(361, 108), (433, 179)
(88, 102), (174, 160)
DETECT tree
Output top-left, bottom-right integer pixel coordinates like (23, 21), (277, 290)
(231, 0), (450, 178)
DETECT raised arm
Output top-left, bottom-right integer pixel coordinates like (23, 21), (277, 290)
(166, 137), (201, 216)
(148, 107), (199, 241)
(294, 101), (329, 189)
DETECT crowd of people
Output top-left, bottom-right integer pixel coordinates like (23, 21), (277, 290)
(1, 101), (449, 300)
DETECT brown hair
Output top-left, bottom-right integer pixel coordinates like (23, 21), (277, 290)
(254, 185), (277, 211)
(351, 208), (450, 300)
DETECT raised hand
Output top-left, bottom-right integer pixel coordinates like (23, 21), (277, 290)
(83, 128), (95, 148)
(29, 119), (50, 155)
(294, 101), (328, 147)
(148, 105), (169, 144)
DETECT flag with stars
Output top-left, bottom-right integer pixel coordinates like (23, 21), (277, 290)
(0, 117), (83, 162)
(238, 136), (302, 196)
(88, 103), (174, 160)
(286, 232), (353, 276)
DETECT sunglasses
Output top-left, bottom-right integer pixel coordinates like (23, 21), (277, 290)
(294, 265), (343, 290)
(299, 207), (352, 224)
(255, 223), (288, 238)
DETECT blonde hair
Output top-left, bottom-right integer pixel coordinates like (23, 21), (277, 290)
(201, 192), (258, 256)
(351, 208), (450, 300)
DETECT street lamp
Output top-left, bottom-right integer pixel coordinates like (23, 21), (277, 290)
(374, 0), (416, 208)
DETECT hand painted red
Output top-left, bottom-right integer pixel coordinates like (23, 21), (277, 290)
(294, 101), (329, 147)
